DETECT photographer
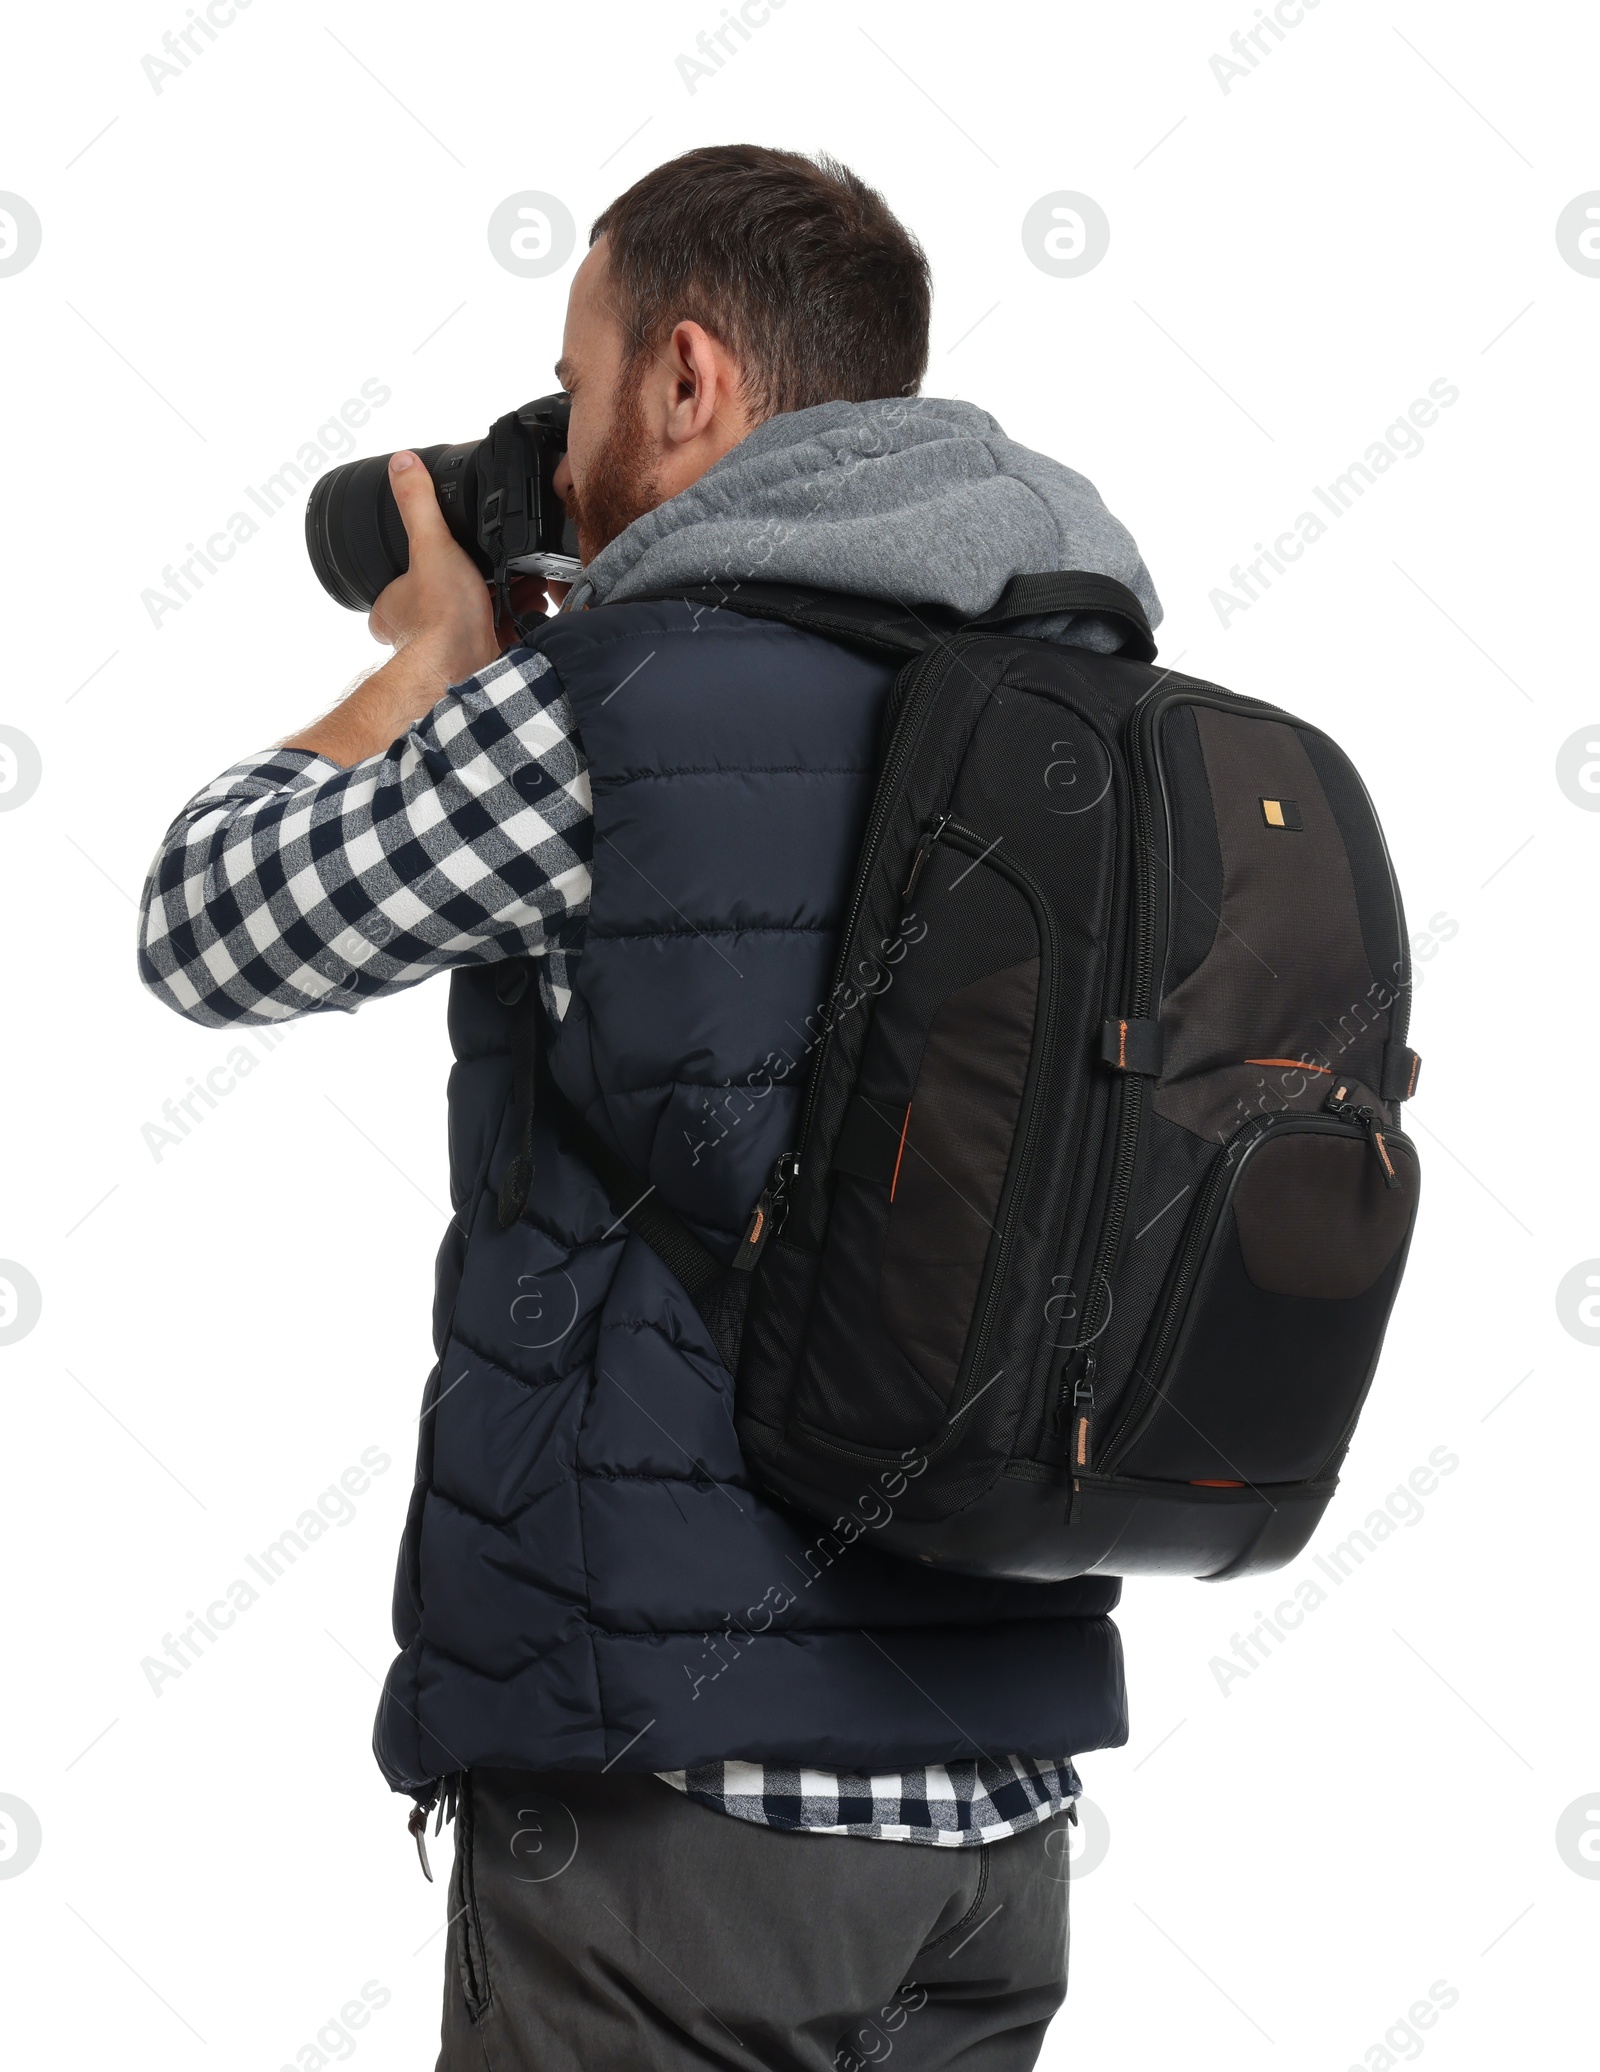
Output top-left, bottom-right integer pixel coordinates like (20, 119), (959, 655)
(139, 145), (1161, 2071)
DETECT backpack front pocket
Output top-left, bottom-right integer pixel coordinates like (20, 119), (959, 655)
(1103, 1117), (1419, 1486)
(791, 826), (1056, 1457)
(875, 948), (1041, 1397)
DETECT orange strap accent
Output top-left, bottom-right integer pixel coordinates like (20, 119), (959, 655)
(1245, 1058), (1331, 1073)
(1117, 1019), (1128, 1070)
(889, 1104), (913, 1202)
(1191, 1478), (1244, 1487)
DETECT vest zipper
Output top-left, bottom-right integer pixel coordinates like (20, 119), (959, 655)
(405, 1773), (462, 1882)
(407, 1783), (444, 1881)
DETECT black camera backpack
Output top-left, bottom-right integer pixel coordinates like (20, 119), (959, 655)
(556, 574), (1422, 1584)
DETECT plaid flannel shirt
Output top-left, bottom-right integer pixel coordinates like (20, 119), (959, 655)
(137, 641), (1081, 1846)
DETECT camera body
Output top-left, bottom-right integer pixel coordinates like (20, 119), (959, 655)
(305, 392), (579, 612)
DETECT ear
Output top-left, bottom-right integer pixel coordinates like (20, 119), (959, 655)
(663, 319), (751, 449)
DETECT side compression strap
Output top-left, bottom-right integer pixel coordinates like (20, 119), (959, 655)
(558, 1099), (750, 1375)
(491, 957), (747, 1369)
(557, 1102), (726, 1303)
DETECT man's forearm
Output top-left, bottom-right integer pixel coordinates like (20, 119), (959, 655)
(281, 638), (481, 768)
(136, 642), (593, 1029)
(135, 448), (575, 1029)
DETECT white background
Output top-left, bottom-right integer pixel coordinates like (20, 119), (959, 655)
(1, 0), (1595, 2065)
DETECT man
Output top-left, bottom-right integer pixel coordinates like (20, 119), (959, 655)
(139, 145), (1161, 2072)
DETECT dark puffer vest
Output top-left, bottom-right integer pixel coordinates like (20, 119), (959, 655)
(375, 599), (1127, 1797)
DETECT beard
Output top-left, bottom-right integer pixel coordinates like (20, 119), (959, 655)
(561, 367), (663, 564)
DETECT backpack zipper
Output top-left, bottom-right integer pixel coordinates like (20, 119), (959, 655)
(901, 813), (950, 900)
(1092, 1114), (1276, 1469)
(781, 815), (1063, 1475)
(936, 823), (1062, 1431)
(1090, 1110), (1416, 1473)
(1062, 682), (1416, 1474)
(1070, 1356), (1098, 1470)
(1323, 1080), (1403, 1188)
(1055, 694), (1162, 1438)
(786, 639), (975, 1216)
(734, 1149), (802, 1259)
(1055, 683), (1394, 1451)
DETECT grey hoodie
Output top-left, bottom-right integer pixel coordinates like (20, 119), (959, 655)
(567, 395), (1161, 654)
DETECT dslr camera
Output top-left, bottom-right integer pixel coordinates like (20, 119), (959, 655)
(304, 393), (579, 615)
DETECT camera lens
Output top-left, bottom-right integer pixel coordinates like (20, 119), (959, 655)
(305, 443), (479, 612)
(304, 394), (572, 613)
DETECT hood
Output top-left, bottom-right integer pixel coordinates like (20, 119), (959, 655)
(566, 395), (1161, 654)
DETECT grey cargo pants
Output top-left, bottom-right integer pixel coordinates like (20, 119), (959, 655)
(437, 1768), (1073, 2072)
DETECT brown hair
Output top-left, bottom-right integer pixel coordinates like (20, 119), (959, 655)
(590, 145), (931, 421)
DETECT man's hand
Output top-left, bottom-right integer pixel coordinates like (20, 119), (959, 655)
(282, 453), (546, 767)
(493, 572), (557, 652)
(367, 451), (501, 677)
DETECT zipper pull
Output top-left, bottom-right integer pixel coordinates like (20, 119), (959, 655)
(1364, 1113), (1402, 1190)
(1051, 1347), (1085, 1432)
(407, 1796), (436, 1882)
(901, 814), (950, 899)
(731, 1152), (800, 1272)
(731, 1190), (774, 1272)
(1071, 1353), (1098, 1470)
(1325, 1084), (1402, 1189)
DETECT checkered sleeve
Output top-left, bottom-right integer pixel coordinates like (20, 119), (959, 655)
(137, 643), (591, 1028)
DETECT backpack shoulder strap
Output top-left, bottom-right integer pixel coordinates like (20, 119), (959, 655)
(624, 580), (955, 656)
(968, 571), (1158, 662)
(624, 571), (1157, 663)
